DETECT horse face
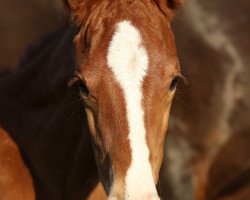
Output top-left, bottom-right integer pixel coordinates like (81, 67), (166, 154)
(67, 0), (184, 199)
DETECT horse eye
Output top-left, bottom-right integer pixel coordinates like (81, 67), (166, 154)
(78, 80), (90, 96)
(169, 77), (179, 91)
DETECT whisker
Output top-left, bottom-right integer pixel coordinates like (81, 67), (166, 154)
(65, 97), (83, 121)
(175, 94), (192, 111)
(67, 94), (82, 107)
(176, 82), (205, 94)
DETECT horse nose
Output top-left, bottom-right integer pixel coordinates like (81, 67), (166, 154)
(129, 194), (161, 200)
(144, 194), (161, 200)
(108, 193), (161, 200)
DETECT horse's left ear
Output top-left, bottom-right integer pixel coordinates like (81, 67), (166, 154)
(166, 0), (185, 10)
(154, 0), (185, 18)
(62, 0), (79, 11)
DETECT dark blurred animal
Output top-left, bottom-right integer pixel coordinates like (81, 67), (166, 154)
(159, 0), (250, 200)
(0, 0), (65, 70)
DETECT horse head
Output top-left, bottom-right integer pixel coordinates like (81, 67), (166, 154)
(66, 0), (184, 199)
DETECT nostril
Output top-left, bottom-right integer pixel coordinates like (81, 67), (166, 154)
(137, 194), (161, 200)
(108, 193), (160, 200)
(146, 194), (161, 200)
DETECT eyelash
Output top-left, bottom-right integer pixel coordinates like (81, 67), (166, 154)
(169, 76), (179, 91)
(68, 74), (90, 97)
(77, 80), (90, 96)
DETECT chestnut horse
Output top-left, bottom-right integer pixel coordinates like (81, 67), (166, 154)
(0, 0), (184, 199)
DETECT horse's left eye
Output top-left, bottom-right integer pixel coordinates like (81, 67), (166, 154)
(169, 77), (179, 91)
(78, 80), (90, 97)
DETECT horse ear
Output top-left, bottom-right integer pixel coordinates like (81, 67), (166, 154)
(63, 0), (100, 26)
(166, 0), (185, 10)
(63, 0), (79, 11)
(154, 0), (185, 18)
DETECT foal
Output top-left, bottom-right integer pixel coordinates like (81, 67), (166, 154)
(0, 0), (184, 199)
(67, 0), (184, 199)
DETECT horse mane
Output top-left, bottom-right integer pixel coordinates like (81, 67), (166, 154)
(70, 0), (185, 25)
(17, 30), (66, 70)
(72, 0), (104, 26)
(0, 31), (65, 82)
(0, 25), (78, 108)
(0, 67), (12, 79)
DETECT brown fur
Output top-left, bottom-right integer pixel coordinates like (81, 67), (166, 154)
(67, 0), (184, 25)
(0, 27), (99, 200)
(205, 131), (250, 200)
(70, 0), (183, 197)
(0, 128), (35, 200)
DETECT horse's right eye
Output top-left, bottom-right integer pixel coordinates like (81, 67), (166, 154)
(169, 77), (179, 91)
(78, 80), (90, 97)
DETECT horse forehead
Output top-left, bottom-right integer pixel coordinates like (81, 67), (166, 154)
(107, 21), (148, 83)
(107, 20), (158, 197)
(83, 19), (175, 96)
(105, 20), (176, 92)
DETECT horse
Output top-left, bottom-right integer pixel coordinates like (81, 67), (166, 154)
(0, 0), (184, 199)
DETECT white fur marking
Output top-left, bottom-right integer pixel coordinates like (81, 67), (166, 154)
(107, 21), (159, 199)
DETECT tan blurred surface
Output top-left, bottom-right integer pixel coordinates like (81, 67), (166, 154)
(162, 0), (250, 199)
(0, 128), (35, 200)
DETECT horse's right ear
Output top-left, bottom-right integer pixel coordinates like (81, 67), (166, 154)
(63, 0), (100, 26)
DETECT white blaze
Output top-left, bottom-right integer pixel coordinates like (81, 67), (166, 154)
(107, 21), (159, 199)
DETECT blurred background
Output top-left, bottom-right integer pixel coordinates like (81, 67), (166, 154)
(0, 0), (249, 200)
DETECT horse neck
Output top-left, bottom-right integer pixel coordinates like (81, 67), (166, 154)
(0, 26), (76, 105)
(0, 26), (99, 199)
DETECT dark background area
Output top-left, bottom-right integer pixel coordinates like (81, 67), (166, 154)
(162, 1), (250, 200)
(0, 0), (64, 69)
(0, 0), (249, 200)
